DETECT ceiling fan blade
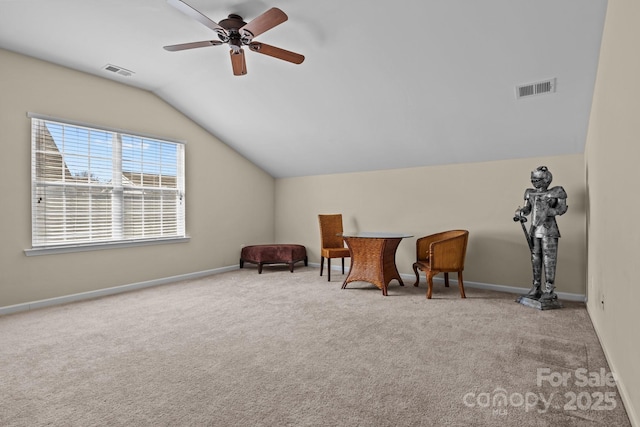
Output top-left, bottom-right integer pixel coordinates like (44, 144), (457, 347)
(167, 0), (226, 35)
(248, 42), (304, 64)
(163, 40), (223, 51)
(240, 7), (287, 38)
(230, 49), (247, 76)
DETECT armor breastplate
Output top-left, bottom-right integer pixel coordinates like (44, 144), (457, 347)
(525, 188), (564, 238)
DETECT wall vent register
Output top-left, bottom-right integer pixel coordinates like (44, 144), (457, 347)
(102, 64), (135, 77)
(516, 78), (556, 99)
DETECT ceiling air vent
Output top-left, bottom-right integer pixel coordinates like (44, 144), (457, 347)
(516, 78), (556, 99)
(102, 64), (135, 77)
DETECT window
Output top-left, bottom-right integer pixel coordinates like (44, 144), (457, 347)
(29, 114), (185, 252)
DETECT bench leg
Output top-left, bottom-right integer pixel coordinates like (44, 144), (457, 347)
(258, 263), (263, 274)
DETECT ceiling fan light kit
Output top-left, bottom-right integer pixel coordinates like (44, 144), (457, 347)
(164, 0), (304, 76)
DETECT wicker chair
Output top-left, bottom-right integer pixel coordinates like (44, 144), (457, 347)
(318, 214), (351, 281)
(413, 230), (469, 299)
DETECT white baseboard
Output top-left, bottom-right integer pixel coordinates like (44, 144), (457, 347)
(311, 262), (586, 302)
(405, 272), (585, 302)
(0, 265), (238, 316)
(586, 305), (639, 427)
(1, 263), (586, 316)
(456, 278), (586, 302)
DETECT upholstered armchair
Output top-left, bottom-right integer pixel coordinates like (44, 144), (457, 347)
(413, 230), (469, 299)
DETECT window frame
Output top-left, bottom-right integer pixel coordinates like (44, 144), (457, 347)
(25, 113), (188, 256)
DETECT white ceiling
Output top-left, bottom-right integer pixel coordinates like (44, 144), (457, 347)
(0, 0), (607, 178)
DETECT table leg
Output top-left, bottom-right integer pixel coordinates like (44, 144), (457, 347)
(382, 238), (404, 291)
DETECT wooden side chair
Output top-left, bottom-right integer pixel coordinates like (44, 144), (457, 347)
(413, 230), (469, 299)
(318, 214), (350, 281)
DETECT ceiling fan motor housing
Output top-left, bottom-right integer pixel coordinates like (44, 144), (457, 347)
(217, 14), (249, 49)
(218, 14), (246, 30)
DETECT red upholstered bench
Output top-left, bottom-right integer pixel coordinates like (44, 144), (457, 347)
(240, 244), (308, 274)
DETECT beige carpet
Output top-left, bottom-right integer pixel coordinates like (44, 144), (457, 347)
(0, 266), (631, 426)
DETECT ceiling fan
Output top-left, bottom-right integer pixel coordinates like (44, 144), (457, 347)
(164, 0), (305, 76)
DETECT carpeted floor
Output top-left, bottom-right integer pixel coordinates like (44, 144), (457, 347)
(0, 266), (631, 426)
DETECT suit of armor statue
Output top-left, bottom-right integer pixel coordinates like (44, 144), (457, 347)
(515, 166), (568, 301)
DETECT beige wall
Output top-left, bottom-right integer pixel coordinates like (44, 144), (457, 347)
(585, 0), (640, 424)
(3, 10), (637, 420)
(275, 154), (586, 296)
(0, 48), (275, 307)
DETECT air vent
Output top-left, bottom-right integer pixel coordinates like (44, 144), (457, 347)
(102, 64), (135, 77)
(516, 78), (556, 99)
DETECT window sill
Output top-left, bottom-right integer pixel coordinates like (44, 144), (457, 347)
(24, 236), (190, 257)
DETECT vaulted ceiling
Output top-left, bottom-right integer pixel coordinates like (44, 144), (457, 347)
(0, 0), (607, 178)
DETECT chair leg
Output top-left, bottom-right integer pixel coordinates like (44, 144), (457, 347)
(444, 272), (450, 287)
(427, 273), (434, 299)
(341, 258), (345, 274)
(412, 263), (420, 286)
(458, 271), (466, 298)
(320, 256), (325, 277)
(327, 258), (331, 281)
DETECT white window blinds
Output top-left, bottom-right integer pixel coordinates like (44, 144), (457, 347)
(30, 115), (185, 249)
